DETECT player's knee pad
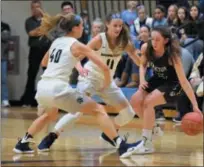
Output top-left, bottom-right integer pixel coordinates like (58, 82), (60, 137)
(114, 105), (136, 127)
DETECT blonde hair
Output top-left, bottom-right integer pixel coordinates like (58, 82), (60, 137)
(92, 18), (104, 31)
(37, 8), (80, 36)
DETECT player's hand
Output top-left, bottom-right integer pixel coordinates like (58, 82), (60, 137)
(78, 67), (89, 77)
(193, 105), (203, 117)
(139, 80), (148, 90)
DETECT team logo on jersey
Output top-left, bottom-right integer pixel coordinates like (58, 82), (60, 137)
(76, 97), (84, 104)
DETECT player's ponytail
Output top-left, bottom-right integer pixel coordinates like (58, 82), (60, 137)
(38, 9), (81, 36)
(37, 9), (64, 36)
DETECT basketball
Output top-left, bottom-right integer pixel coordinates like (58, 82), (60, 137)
(181, 112), (203, 136)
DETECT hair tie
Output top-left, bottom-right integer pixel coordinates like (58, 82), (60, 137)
(111, 13), (121, 19)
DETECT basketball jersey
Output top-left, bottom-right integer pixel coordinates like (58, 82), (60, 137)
(41, 36), (78, 82)
(150, 51), (178, 81)
(84, 33), (124, 78)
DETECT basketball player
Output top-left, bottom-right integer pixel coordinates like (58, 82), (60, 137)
(36, 12), (161, 152)
(13, 13), (142, 158)
(130, 26), (202, 154)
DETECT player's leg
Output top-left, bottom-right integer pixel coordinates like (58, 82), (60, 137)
(98, 82), (138, 146)
(38, 112), (83, 151)
(38, 77), (95, 151)
(52, 87), (143, 158)
(133, 89), (167, 154)
(13, 107), (58, 153)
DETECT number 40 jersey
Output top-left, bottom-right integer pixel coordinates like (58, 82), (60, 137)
(41, 36), (78, 83)
(84, 32), (124, 79)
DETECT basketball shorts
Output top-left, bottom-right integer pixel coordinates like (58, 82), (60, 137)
(77, 75), (129, 106)
(144, 76), (182, 103)
(35, 79), (90, 113)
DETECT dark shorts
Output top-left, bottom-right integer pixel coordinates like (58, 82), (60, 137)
(144, 76), (182, 103)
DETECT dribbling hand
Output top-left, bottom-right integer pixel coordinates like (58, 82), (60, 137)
(139, 80), (148, 90)
(193, 106), (203, 118)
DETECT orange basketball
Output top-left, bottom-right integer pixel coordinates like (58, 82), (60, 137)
(181, 112), (203, 136)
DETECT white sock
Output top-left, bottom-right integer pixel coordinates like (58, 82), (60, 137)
(114, 136), (123, 148)
(54, 112), (82, 134)
(142, 129), (152, 142)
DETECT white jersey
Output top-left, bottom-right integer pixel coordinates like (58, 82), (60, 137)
(41, 36), (78, 82)
(84, 33), (124, 79)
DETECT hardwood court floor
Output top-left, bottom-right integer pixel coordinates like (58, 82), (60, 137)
(1, 107), (203, 166)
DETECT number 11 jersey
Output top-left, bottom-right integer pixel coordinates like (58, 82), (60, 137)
(84, 32), (124, 79)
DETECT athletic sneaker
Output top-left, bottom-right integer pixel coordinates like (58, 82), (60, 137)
(13, 136), (35, 154)
(132, 138), (155, 155)
(117, 138), (144, 158)
(172, 116), (182, 123)
(100, 125), (163, 147)
(38, 132), (58, 152)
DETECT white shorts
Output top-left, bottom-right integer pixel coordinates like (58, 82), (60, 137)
(77, 76), (129, 106)
(35, 79), (90, 113)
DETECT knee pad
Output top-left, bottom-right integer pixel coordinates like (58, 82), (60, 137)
(114, 105), (136, 127)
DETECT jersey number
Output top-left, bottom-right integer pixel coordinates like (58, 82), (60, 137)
(50, 49), (62, 63)
(106, 59), (114, 70)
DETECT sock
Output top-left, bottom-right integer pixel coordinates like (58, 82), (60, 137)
(113, 136), (123, 148)
(54, 112), (82, 134)
(24, 132), (33, 139)
(142, 129), (152, 142)
(154, 123), (160, 127)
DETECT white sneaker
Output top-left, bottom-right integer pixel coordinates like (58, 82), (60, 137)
(152, 125), (164, 140)
(132, 140), (155, 155)
(2, 100), (10, 107)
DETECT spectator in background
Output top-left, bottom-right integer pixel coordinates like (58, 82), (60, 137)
(182, 5), (204, 60)
(152, 5), (168, 28)
(61, 0), (74, 14)
(21, 0), (51, 107)
(156, 0), (190, 10)
(1, 21), (11, 107)
(121, 1), (138, 27)
(133, 5), (153, 36)
(88, 18), (104, 40)
(167, 4), (178, 27)
(176, 6), (189, 38)
(78, 10), (90, 44)
(177, 7), (189, 27)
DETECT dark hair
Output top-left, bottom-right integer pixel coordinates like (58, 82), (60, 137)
(189, 5), (201, 20)
(61, 1), (73, 9)
(140, 25), (151, 32)
(105, 11), (130, 49)
(155, 5), (166, 15)
(146, 26), (181, 63)
(177, 6), (189, 26)
(39, 11), (81, 35)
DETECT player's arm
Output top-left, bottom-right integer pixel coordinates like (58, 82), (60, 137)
(87, 34), (102, 50)
(74, 35), (102, 76)
(173, 56), (200, 112)
(71, 41), (111, 90)
(124, 41), (140, 66)
(41, 51), (49, 67)
(139, 43), (148, 83)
